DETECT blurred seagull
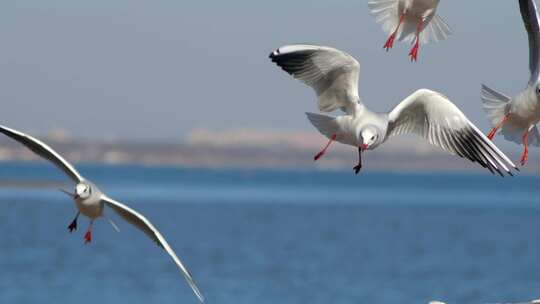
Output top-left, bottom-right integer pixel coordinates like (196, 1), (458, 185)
(269, 44), (517, 175)
(482, 0), (540, 166)
(368, 0), (451, 61)
(0, 125), (205, 303)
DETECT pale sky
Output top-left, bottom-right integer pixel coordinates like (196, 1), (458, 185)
(0, 1), (531, 152)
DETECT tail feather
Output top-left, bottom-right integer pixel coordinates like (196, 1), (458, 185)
(402, 14), (451, 44)
(479, 84), (538, 146)
(421, 15), (451, 44)
(305, 112), (340, 139)
(368, 0), (400, 38)
(369, 0), (451, 46)
(481, 84), (511, 127)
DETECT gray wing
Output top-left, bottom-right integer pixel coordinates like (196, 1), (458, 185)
(386, 89), (518, 176)
(101, 196), (205, 303)
(520, 0), (540, 83)
(269, 44), (362, 115)
(0, 125), (83, 182)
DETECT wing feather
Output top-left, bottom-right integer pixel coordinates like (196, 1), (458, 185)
(386, 89), (517, 175)
(269, 44), (362, 115)
(0, 125), (83, 182)
(101, 196), (205, 303)
(519, 0), (540, 83)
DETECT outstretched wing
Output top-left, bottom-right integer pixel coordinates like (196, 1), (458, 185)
(519, 0), (540, 83)
(101, 196), (205, 303)
(269, 44), (362, 115)
(386, 89), (517, 176)
(0, 125), (83, 182)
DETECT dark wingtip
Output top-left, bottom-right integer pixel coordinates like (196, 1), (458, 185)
(268, 49), (279, 60)
(494, 167), (504, 178)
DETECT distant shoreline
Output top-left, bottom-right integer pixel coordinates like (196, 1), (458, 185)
(0, 179), (65, 188)
(0, 129), (536, 173)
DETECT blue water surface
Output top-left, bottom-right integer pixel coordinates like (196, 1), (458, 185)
(0, 162), (538, 304)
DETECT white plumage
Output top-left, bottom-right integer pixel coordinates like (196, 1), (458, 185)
(368, 0), (451, 61)
(0, 125), (205, 303)
(481, 0), (540, 166)
(271, 44), (517, 175)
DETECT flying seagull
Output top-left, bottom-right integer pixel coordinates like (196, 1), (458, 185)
(482, 0), (540, 166)
(0, 125), (205, 303)
(269, 44), (517, 176)
(368, 0), (451, 61)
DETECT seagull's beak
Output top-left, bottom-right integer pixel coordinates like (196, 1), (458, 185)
(360, 144), (369, 151)
(59, 188), (77, 199)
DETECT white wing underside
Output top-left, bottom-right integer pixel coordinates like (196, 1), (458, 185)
(0, 125), (83, 183)
(386, 89), (517, 176)
(270, 44), (362, 115)
(101, 196), (205, 303)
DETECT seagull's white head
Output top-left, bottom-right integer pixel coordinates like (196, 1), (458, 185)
(75, 183), (91, 200)
(360, 126), (381, 150)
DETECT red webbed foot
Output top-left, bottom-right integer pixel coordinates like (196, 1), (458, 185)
(383, 34), (396, 51)
(314, 134), (337, 161)
(520, 131), (530, 166)
(487, 128), (498, 140)
(409, 43), (419, 62)
(520, 146), (529, 166)
(84, 230), (92, 244)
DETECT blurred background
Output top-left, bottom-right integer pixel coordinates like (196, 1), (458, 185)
(0, 1), (539, 303)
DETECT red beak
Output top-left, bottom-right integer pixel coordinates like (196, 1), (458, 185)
(360, 144), (369, 151)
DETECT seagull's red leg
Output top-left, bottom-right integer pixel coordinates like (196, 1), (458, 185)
(409, 20), (424, 62)
(84, 220), (94, 245)
(67, 212), (80, 233)
(487, 113), (511, 140)
(314, 134), (337, 161)
(520, 130), (530, 166)
(384, 13), (406, 51)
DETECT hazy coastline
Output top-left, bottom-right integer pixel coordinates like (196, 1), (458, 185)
(0, 128), (535, 173)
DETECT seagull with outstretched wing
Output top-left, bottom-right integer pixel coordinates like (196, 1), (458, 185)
(270, 44), (517, 176)
(0, 125), (205, 303)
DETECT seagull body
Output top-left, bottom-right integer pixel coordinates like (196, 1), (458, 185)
(270, 44), (517, 175)
(0, 125), (205, 303)
(328, 111), (388, 148)
(368, 0), (451, 61)
(71, 181), (103, 219)
(482, 0), (540, 166)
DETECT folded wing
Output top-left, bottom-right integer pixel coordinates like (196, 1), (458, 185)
(269, 44), (362, 115)
(0, 125), (83, 182)
(101, 196), (205, 303)
(386, 89), (517, 176)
